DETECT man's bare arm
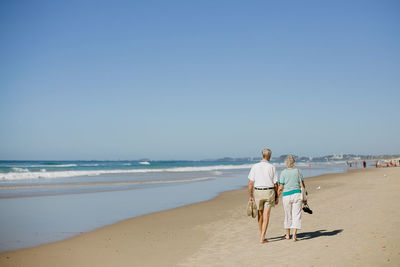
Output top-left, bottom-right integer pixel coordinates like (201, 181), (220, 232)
(248, 180), (254, 201)
(274, 182), (279, 204)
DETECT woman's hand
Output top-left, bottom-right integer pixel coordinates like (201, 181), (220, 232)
(249, 196), (254, 202)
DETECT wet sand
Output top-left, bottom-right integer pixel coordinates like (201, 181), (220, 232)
(1, 167), (399, 266)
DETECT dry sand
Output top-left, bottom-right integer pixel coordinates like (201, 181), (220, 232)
(1, 167), (399, 266)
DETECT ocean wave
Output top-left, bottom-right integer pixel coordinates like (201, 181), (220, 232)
(295, 162), (311, 167)
(139, 161), (150, 165)
(40, 164), (77, 167)
(0, 164), (252, 181)
(15, 164), (78, 168)
(11, 168), (29, 172)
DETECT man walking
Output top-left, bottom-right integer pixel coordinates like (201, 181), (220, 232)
(248, 148), (278, 243)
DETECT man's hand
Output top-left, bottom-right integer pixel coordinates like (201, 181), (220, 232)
(275, 198), (279, 205)
(249, 196), (254, 202)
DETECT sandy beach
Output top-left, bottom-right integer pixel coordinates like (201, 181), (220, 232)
(0, 167), (399, 266)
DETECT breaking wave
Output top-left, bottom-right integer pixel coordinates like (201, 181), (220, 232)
(0, 164), (252, 181)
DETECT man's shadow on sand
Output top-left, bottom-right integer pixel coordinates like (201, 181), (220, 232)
(268, 229), (343, 242)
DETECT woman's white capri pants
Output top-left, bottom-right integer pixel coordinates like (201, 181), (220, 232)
(282, 193), (302, 229)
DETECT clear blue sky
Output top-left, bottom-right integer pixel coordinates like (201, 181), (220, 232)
(1, 0), (399, 160)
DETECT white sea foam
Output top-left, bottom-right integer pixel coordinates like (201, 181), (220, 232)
(53, 164), (77, 167)
(0, 164), (253, 181)
(139, 161), (150, 165)
(332, 160), (347, 165)
(23, 164), (78, 168)
(295, 162), (310, 167)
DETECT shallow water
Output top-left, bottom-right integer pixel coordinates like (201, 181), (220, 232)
(0, 162), (349, 252)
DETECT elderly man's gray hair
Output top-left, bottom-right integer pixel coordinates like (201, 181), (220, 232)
(262, 149), (272, 160)
(284, 155), (296, 168)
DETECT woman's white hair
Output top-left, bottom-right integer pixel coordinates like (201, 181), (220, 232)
(284, 155), (296, 168)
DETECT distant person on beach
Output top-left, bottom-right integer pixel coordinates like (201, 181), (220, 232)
(363, 161), (366, 168)
(277, 155), (307, 242)
(248, 148), (278, 243)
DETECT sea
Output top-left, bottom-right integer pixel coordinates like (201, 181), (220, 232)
(0, 159), (350, 252)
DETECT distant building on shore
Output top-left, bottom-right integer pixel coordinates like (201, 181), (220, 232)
(331, 154), (344, 160)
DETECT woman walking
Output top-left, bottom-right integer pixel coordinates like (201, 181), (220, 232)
(278, 155), (306, 242)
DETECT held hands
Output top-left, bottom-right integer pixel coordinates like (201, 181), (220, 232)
(249, 196), (254, 202)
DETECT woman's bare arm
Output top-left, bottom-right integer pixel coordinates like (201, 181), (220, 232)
(278, 184), (284, 198)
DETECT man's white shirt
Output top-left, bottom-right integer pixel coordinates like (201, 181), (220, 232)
(248, 160), (278, 187)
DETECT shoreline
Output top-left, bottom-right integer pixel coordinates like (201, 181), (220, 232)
(0, 170), (370, 251)
(0, 166), (347, 252)
(1, 167), (399, 266)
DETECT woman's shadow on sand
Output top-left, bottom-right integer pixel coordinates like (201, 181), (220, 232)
(269, 229), (343, 242)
